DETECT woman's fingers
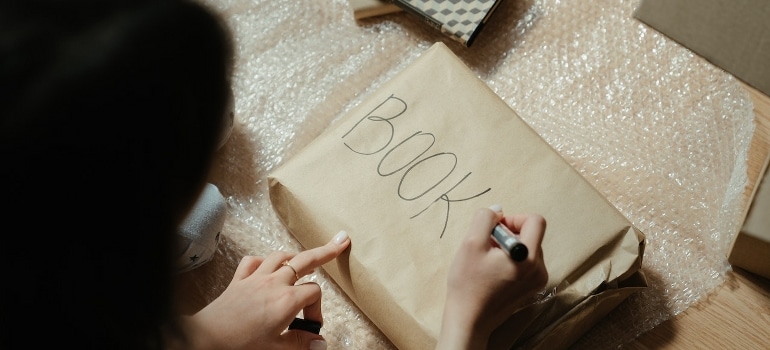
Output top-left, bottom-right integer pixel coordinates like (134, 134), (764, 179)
(293, 282), (324, 324)
(502, 214), (546, 257)
(481, 206), (547, 265)
(468, 208), (501, 247)
(243, 230), (351, 285)
(232, 255), (265, 281)
(260, 250), (296, 272)
(283, 230), (351, 280)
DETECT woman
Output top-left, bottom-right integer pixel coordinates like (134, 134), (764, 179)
(0, 1), (547, 349)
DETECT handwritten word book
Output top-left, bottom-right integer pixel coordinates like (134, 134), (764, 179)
(268, 42), (646, 350)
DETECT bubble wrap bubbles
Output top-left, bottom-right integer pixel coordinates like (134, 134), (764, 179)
(192, 0), (755, 348)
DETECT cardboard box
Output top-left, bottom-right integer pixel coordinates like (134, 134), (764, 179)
(349, 0), (401, 20)
(634, 0), (770, 97)
(635, 0), (770, 281)
(730, 151), (770, 280)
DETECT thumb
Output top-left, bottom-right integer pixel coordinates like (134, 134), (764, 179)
(282, 330), (328, 350)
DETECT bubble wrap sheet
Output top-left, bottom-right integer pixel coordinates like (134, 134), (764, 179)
(185, 0), (756, 348)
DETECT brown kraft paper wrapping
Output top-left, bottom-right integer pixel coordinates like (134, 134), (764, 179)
(268, 42), (647, 350)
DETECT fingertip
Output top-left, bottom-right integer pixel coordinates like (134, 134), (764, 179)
(477, 206), (502, 225)
(239, 255), (265, 268)
(535, 214), (547, 233)
(234, 255), (262, 279)
(309, 339), (327, 350)
(283, 331), (327, 350)
(332, 230), (349, 245)
(488, 205), (504, 223)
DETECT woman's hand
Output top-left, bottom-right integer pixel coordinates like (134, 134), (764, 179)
(436, 206), (548, 350)
(180, 230), (351, 350)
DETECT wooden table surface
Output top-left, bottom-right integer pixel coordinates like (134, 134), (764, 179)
(626, 83), (770, 349)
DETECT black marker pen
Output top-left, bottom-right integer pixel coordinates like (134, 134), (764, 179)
(492, 224), (528, 262)
(288, 317), (322, 334)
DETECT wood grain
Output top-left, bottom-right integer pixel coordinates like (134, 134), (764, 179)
(625, 83), (770, 349)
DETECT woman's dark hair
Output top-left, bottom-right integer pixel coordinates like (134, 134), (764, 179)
(0, 1), (233, 348)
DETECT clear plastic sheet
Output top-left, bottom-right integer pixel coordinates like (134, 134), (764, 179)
(185, 0), (756, 348)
